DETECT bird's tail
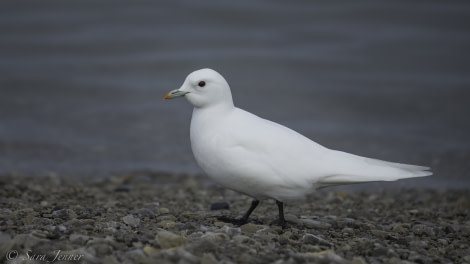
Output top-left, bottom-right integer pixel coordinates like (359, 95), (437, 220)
(315, 152), (432, 188)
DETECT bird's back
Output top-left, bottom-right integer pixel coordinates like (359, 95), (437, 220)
(190, 106), (330, 201)
(190, 106), (431, 202)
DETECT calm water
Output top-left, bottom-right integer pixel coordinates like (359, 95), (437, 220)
(1, 1), (469, 188)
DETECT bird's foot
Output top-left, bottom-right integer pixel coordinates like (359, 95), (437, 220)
(216, 216), (248, 226)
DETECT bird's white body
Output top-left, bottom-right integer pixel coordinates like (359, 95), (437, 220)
(166, 68), (432, 203)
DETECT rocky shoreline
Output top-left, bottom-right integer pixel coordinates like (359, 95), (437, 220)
(1, 172), (469, 263)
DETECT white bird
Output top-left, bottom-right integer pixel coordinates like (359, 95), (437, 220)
(164, 68), (432, 228)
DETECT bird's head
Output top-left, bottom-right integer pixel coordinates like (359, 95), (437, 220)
(164, 68), (234, 109)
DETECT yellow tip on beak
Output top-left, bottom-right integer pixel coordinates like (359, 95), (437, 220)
(163, 89), (189, 100)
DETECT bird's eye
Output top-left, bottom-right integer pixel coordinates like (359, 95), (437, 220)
(198, 81), (206, 87)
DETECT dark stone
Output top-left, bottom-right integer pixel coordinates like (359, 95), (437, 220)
(114, 185), (131, 192)
(210, 202), (230, 210)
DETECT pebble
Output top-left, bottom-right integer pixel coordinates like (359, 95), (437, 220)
(122, 215), (140, 228)
(201, 232), (229, 243)
(233, 235), (251, 244)
(69, 233), (90, 244)
(157, 220), (177, 228)
(133, 208), (155, 217)
(370, 229), (389, 239)
(200, 253), (218, 264)
(156, 230), (187, 249)
(210, 202), (230, 210)
(1, 173), (469, 264)
(391, 223), (407, 234)
(143, 245), (159, 255)
(411, 224), (435, 237)
(302, 233), (332, 246)
(52, 208), (77, 220)
(159, 208), (170, 214)
(240, 223), (265, 233)
(300, 218), (332, 229)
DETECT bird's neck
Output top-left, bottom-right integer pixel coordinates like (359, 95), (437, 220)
(194, 99), (234, 114)
(191, 103), (234, 128)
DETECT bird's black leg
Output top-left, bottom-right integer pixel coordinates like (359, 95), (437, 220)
(276, 200), (287, 229)
(218, 200), (259, 225)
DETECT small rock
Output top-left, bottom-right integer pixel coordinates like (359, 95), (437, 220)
(87, 235), (121, 249)
(31, 230), (49, 238)
(125, 248), (145, 260)
(52, 209), (77, 220)
(157, 220), (176, 228)
(90, 243), (114, 256)
(351, 257), (367, 264)
(284, 214), (299, 224)
(133, 208), (155, 217)
(281, 231), (293, 240)
(437, 238), (448, 245)
(371, 246), (388, 257)
(233, 235), (251, 245)
(156, 230), (187, 249)
(175, 248), (200, 263)
(411, 224), (435, 237)
(218, 225), (240, 236)
(201, 232), (229, 243)
(240, 223), (265, 233)
(8, 233), (49, 252)
(409, 240), (428, 250)
(391, 223), (407, 234)
(69, 233), (90, 245)
(113, 185), (131, 192)
(339, 244), (351, 251)
(341, 217), (356, 223)
(300, 219), (331, 229)
(295, 250), (347, 263)
(157, 214), (177, 222)
(214, 221), (229, 228)
(341, 227), (355, 236)
(408, 250), (432, 263)
(302, 233), (332, 247)
(122, 215), (140, 228)
(132, 241), (144, 248)
(160, 208), (170, 214)
(210, 202), (229, 210)
(387, 249), (400, 258)
(370, 229), (389, 239)
(143, 245), (159, 255)
(201, 253), (218, 264)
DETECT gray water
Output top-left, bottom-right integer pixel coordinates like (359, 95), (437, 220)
(1, 1), (469, 188)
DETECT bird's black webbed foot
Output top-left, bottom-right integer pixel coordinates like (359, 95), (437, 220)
(278, 218), (287, 229)
(216, 199), (260, 226)
(216, 215), (249, 226)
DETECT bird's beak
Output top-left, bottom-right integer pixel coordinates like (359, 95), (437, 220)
(163, 89), (189, 100)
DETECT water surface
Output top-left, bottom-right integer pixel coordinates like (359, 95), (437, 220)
(1, 1), (469, 189)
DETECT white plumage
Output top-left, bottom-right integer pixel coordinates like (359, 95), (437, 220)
(164, 68), (432, 227)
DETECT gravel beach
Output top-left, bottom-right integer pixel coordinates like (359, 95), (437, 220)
(1, 172), (469, 264)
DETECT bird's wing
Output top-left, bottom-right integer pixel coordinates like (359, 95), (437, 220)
(314, 150), (432, 188)
(220, 108), (431, 190)
(217, 109), (331, 186)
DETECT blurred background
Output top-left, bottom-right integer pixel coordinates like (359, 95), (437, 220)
(1, 0), (469, 189)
